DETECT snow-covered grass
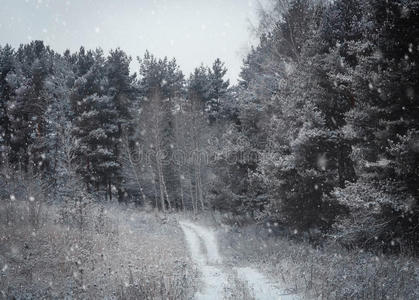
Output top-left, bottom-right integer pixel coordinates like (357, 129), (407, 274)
(0, 198), (197, 299)
(225, 272), (255, 300)
(3, 198), (417, 299)
(217, 221), (419, 299)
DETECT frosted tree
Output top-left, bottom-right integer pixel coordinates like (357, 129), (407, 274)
(333, 0), (419, 249)
(205, 59), (230, 123)
(133, 52), (185, 210)
(0, 45), (16, 165)
(72, 93), (120, 200)
(71, 49), (122, 200)
(6, 41), (53, 172)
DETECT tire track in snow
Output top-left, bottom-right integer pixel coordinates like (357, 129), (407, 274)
(180, 220), (300, 300)
(179, 221), (227, 300)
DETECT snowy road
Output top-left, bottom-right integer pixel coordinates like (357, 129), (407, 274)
(179, 221), (227, 300)
(179, 220), (300, 300)
(235, 266), (299, 300)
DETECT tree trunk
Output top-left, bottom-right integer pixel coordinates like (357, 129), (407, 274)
(180, 175), (185, 211)
(189, 179), (196, 214)
(108, 179), (112, 201)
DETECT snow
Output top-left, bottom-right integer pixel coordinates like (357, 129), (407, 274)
(179, 221), (227, 299)
(181, 221), (222, 264)
(235, 266), (298, 300)
(180, 220), (300, 300)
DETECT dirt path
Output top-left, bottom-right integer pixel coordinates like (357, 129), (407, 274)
(179, 221), (227, 299)
(180, 220), (300, 300)
(235, 266), (298, 300)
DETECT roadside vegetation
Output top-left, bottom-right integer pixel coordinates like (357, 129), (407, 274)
(0, 173), (197, 299)
(216, 214), (419, 300)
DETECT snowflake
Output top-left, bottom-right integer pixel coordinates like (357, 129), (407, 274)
(317, 154), (327, 171)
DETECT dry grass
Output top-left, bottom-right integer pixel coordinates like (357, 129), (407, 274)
(0, 198), (197, 299)
(224, 272), (255, 300)
(216, 218), (419, 300)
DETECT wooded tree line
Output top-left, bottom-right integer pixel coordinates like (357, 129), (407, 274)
(0, 41), (230, 213)
(1, 0), (418, 252)
(218, 0), (419, 252)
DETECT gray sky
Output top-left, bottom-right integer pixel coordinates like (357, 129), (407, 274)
(0, 0), (261, 82)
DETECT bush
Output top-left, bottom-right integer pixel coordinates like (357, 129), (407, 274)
(333, 180), (419, 253)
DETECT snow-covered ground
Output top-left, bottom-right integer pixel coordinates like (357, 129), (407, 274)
(235, 266), (298, 300)
(179, 221), (227, 299)
(180, 220), (299, 300)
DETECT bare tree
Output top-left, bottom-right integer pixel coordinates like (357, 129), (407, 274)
(135, 90), (172, 211)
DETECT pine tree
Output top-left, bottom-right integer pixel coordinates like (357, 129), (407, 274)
(6, 41), (53, 172)
(0, 45), (16, 165)
(105, 48), (136, 200)
(72, 93), (120, 199)
(334, 0), (419, 250)
(43, 53), (75, 193)
(71, 49), (121, 199)
(188, 65), (211, 110)
(106, 49), (135, 121)
(205, 58), (230, 122)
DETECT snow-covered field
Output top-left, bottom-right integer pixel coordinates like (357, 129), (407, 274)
(1, 199), (418, 299)
(216, 218), (419, 300)
(0, 201), (197, 299)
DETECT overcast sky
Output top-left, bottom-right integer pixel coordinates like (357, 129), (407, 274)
(0, 0), (262, 82)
